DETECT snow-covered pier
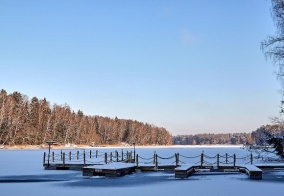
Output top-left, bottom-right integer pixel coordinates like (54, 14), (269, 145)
(42, 150), (283, 179)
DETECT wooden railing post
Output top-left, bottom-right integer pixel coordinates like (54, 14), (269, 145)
(129, 152), (132, 163)
(153, 152), (156, 164)
(175, 153), (179, 166)
(155, 154), (158, 169)
(217, 154), (219, 168)
(52, 151), (54, 162)
(83, 150), (86, 166)
(61, 150), (63, 161)
(104, 153), (108, 164)
(77, 151), (79, 160)
(63, 152), (65, 166)
(233, 154), (236, 168)
(226, 153), (228, 164)
(201, 152), (204, 167)
(90, 150), (92, 159)
(69, 151), (71, 161)
(116, 151), (119, 162)
(136, 154), (139, 167)
(110, 152), (113, 162)
(43, 152), (46, 165)
(96, 150), (98, 158)
(250, 153), (253, 165)
(121, 149), (124, 161)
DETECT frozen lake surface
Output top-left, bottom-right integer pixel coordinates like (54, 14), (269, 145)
(0, 146), (283, 196)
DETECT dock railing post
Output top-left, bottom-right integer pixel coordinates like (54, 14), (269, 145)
(226, 153), (228, 164)
(153, 152), (156, 164)
(63, 152), (65, 166)
(116, 151), (119, 162)
(90, 150), (92, 159)
(110, 152), (113, 163)
(233, 154), (236, 168)
(175, 153), (179, 166)
(61, 150), (63, 161)
(77, 151), (79, 160)
(104, 153), (108, 164)
(52, 151), (54, 162)
(217, 154), (219, 168)
(83, 150), (86, 166)
(121, 149), (124, 161)
(96, 150), (98, 159)
(136, 154), (139, 167)
(69, 151), (71, 161)
(43, 152), (46, 165)
(250, 153), (253, 165)
(155, 154), (158, 169)
(201, 152), (204, 168)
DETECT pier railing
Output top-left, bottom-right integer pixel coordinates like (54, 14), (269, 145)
(43, 150), (255, 168)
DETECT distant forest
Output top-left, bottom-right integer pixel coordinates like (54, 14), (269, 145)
(173, 125), (283, 145)
(173, 133), (253, 145)
(0, 89), (172, 146)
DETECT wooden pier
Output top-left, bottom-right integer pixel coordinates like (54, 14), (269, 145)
(42, 150), (283, 179)
(175, 164), (263, 179)
(82, 163), (136, 177)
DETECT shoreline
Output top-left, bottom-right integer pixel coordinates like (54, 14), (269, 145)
(0, 144), (244, 150)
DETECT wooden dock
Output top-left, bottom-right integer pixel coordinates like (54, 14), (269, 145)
(42, 150), (283, 179)
(175, 164), (263, 179)
(82, 163), (136, 177)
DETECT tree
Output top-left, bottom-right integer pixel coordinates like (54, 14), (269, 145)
(261, 0), (284, 160)
(262, 0), (284, 85)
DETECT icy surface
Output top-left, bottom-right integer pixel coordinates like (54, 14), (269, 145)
(0, 146), (284, 196)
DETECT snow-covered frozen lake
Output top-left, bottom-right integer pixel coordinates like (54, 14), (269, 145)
(0, 146), (283, 196)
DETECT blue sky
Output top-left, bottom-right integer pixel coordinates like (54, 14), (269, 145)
(0, 0), (280, 135)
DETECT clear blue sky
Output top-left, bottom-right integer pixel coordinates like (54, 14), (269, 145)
(0, 0), (280, 135)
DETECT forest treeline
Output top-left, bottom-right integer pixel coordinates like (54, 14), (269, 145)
(0, 89), (172, 146)
(173, 125), (284, 145)
(2, 89), (283, 147)
(173, 133), (254, 145)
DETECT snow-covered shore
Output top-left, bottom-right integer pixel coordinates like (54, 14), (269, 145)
(0, 144), (244, 150)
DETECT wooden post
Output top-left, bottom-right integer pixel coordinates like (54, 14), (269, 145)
(116, 151), (119, 162)
(43, 152), (46, 165)
(153, 152), (156, 164)
(104, 153), (108, 164)
(61, 150), (63, 161)
(121, 149), (124, 161)
(129, 152), (132, 163)
(175, 153), (179, 166)
(250, 153), (253, 165)
(110, 152), (113, 162)
(63, 152), (65, 166)
(69, 151), (71, 161)
(217, 154), (219, 168)
(233, 154), (236, 168)
(52, 151), (54, 162)
(90, 150), (92, 159)
(77, 151), (79, 160)
(126, 151), (128, 162)
(201, 152), (204, 167)
(226, 153), (228, 164)
(136, 154), (139, 167)
(96, 150), (98, 158)
(155, 153), (158, 169)
(83, 150), (86, 166)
